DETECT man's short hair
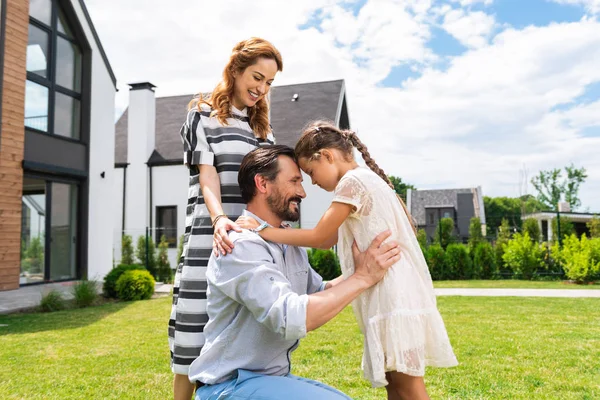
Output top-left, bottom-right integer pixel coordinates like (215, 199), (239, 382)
(238, 145), (297, 203)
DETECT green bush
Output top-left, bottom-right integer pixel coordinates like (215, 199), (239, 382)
(416, 229), (428, 253)
(72, 280), (98, 308)
(551, 235), (600, 283)
(103, 264), (145, 298)
(495, 218), (512, 273)
(474, 242), (497, 279)
(588, 215), (600, 239)
(136, 236), (157, 278)
(39, 290), (66, 312)
(523, 218), (541, 243)
(116, 270), (155, 301)
(434, 217), (456, 250)
(445, 243), (473, 279)
(121, 234), (135, 265)
(308, 249), (341, 281)
(468, 217), (485, 255)
(156, 235), (173, 283)
(503, 232), (544, 279)
(426, 244), (446, 280)
(551, 217), (575, 242)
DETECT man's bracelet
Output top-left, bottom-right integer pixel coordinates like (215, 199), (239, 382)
(211, 214), (227, 228)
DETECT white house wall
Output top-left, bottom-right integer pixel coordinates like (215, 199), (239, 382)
(112, 168), (125, 265)
(70, 0), (117, 282)
(152, 164), (189, 268)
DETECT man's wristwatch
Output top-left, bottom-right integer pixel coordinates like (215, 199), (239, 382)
(250, 221), (269, 234)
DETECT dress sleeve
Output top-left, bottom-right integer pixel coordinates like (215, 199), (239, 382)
(332, 173), (371, 216)
(180, 108), (214, 166)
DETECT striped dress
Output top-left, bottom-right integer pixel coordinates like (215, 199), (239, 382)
(168, 103), (275, 375)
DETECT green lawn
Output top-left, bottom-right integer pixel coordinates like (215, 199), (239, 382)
(1, 296), (599, 399)
(433, 280), (600, 289)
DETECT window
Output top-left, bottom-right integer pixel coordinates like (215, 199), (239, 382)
(25, 0), (82, 139)
(156, 206), (177, 248)
(428, 211), (435, 225)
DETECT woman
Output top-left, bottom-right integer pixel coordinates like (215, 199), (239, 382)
(168, 37), (283, 400)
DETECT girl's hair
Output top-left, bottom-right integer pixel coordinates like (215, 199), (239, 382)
(295, 121), (417, 233)
(188, 37), (283, 139)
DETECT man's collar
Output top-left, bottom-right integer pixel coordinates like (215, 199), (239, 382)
(242, 209), (287, 229)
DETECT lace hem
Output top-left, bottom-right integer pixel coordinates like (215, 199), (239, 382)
(362, 308), (459, 387)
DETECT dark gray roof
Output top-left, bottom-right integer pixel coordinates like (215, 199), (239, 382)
(115, 80), (348, 165)
(409, 188), (486, 226)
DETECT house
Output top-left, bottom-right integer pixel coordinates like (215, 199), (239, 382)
(113, 79), (350, 267)
(522, 203), (596, 241)
(407, 187), (487, 243)
(0, 0), (116, 291)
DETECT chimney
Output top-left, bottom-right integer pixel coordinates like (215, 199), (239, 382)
(558, 202), (570, 213)
(125, 82), (156, 234)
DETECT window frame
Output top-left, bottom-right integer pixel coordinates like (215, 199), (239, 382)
(156, 206), (178, 249)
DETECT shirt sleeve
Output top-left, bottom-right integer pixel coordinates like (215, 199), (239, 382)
(211, 237), (308, 340)
(332, 172), (369, 215)
(180, 108), (214, 166)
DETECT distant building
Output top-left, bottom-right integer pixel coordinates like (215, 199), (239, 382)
(407, 187), (486, 243)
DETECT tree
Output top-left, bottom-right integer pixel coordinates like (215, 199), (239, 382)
(587, 215), (600, 239)
(530, 164), (587, 211)
(495, 218), (512, 272)
(484, 195), (546, 235)
(468, 217), (485, 255)
(156, 235), (173, 283)
(434, 217), (456, 250)
(136, 235), (157, 278)
(388, 175), (416, 202)
(121, 234), (134, 265)
(416, 229), (428, 253)
(522, 218), (541, 243)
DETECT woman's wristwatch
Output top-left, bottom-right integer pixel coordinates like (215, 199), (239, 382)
(250, 221), (269, 234)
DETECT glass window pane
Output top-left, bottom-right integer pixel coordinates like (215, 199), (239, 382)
(156, 207), (177, 248)
(56, 36), (81, 92)
(29, 0), (51, 25)
(57, 8), (74, 38)
(54, 92), (80, 139)
(50, 183), (78, 281)
(21, 177), (46, 284)
(26, 24), (49, 78)
(25, 80), (49, 132)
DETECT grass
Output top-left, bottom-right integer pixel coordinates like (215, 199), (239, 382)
(1, 296), (599, 399)
(433, 280), (600, 289)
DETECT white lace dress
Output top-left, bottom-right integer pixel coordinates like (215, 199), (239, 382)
(333, 167), (458, 387)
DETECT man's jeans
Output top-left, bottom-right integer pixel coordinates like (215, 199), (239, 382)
(195, 369), (352, 399)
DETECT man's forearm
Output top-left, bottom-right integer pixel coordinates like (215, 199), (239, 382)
(324, 275), (344, 290)
(306, 275), (370, 332)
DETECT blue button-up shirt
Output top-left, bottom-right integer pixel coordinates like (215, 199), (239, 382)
(188, 210), (326, 385)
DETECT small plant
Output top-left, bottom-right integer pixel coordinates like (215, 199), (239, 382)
(103, 264), (145, 298)
(72, 280), (98, 308)
(39, 290), (66, 312)
(121, 234), (135, 265)
(116, 270), (155, 301)
(156, 235), (173, 283)
(136, 235), (157, 278)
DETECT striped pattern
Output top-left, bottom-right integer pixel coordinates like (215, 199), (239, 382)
(169, 103), (274, 374)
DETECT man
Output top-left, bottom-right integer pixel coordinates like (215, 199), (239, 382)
(189, 145), (401, 399)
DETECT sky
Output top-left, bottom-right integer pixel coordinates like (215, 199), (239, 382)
(85, 0), (600, 212)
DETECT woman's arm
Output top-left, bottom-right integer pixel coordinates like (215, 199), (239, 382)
(199, 164), (241, 255)
(259, 202), (353, 248)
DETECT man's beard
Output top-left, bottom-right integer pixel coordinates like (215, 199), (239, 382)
(267, 186), (301, 222)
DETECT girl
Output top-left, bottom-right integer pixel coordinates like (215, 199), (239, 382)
(238, 121), (458, 400)
(169, 37), (283, 400)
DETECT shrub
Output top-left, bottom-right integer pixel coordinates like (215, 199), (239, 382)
(587, 215), (600, 239)
(121, 234), (135, 265)
(551, 217), (575, 242)
(308, 249), (341, 281)
(39, 290), (66, 312)
(503, 232), (544, 279)
(551, 235), (600, 283)
(434, 217), (456, 250)
(474, 242), (497, 279)
(103, 264), (145, 298)
(156, 235), (173, 283)
(445, 243), (473, 279)
(523, 218), (541, 243)
(416, 229), (428, 253)
(426, 244), (446, 280)
(72, 280), (98, 308)
(495, 218), (512, 273)
(136, 235), (157, 278)
(468, 217), (485, 255)
(116, 270), (155, 301)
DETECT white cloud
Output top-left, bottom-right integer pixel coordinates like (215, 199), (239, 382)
(550, 0), (600, 14)
(442, 9), (496, 48)
(86, 0), (600, 211)
(450, 0), (493, 6)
